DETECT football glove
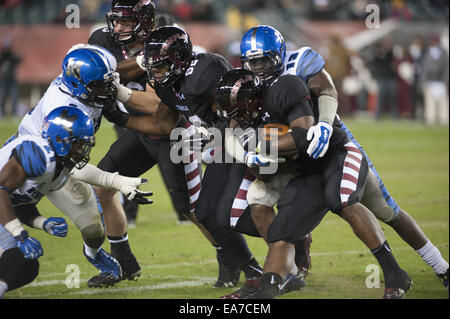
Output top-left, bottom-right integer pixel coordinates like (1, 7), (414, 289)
(306, 121), (333, 159)
(15, 230), (43, 260)
(244, 151), (285, 168)
(102, 99), (130, 127)
(113, 173), (153, 205)
(43, 217), (68, 237)
(181, 124), (210, 153)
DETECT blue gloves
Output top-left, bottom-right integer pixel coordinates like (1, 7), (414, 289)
(244, 151), (285, 168)
(306, 121), (333, 159)
(43, 217), (68, 237)
(15, 230), (43, 259)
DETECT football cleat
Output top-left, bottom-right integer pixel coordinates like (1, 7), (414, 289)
(243, 272), (282, 299)
(220, 277), (262, 299)
(294, 233), (312, 279)
(213, 249), (241, 288)
(382, 287), (407, 299)
(279, 273), (306, 295)
(383, 270), (412, 299)
(111, 251), (142, 281)
(84, 247), (122, 288)
(87, 273), (121, 288)
(437, 268), (449, 291)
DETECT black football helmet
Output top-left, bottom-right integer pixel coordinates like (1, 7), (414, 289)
(106, 0), (156, 46)
(143, 26), (193, 88)
(214, 68), (263, 128)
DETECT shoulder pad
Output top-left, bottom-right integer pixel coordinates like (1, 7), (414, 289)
(13, 140), (50, 178)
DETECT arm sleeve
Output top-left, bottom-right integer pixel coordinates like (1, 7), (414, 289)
(12, 141), (47, 178)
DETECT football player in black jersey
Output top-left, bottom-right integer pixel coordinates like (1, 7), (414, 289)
(87, 0), (234, 288)
(83, 0), (156, 287)
(101, 26), (267, 286)
(215, 68), (413, 299)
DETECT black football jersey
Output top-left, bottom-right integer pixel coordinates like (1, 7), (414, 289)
(88, 28), (147, 91)
(154, 53), (232, 126)
(261, 75), (348, 172)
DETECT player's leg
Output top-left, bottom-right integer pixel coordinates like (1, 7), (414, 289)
(114, 125), (139, 227)
(342, 122), (449, 290)
(156, 139), (214, 241)
(196, 162), (263, 287)
(247, 167), (311, 279)
(246, 174), (328, 299)
(323, 142), (412, 298)
(46, 177), (122, 286)
(362, 169), (449, 290)
(94, 130), (156, 284)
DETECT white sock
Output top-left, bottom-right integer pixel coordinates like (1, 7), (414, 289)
(84, 243), (100, 259)
(0, 280), (8, 298)
(416, 240), (449, 275)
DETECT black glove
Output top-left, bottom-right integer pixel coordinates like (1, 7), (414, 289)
(102, 100), (130, 127)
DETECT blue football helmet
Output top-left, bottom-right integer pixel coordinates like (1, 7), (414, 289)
(42, 106), (95, 169)
(240, 25), (286, 82)
(62, 46), (117, 107)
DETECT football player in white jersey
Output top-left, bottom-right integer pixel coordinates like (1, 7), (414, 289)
(12, 46), (153, 287)
(0, 107), (95, 297)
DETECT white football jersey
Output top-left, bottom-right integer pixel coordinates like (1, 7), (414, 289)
(282, 47), (325, 83)
(0, 135), (71, 207)
(18, 75), (103, 137)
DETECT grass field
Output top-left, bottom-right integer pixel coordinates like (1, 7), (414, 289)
(0, 117), (448, 300)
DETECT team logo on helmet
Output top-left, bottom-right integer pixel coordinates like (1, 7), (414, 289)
(64, 58), (84, 80)
(230, 74), (253, 106)
(161, 33), (188, 55)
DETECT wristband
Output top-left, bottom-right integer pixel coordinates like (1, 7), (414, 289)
(4, 218), (26, 237)
(32, 216), (47, 230)
(117, 85), (132, 103)
(0, 185), (10, 193)
(290, 126), (309, 155)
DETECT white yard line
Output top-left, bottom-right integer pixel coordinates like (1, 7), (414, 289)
(23, 278), (217, 298)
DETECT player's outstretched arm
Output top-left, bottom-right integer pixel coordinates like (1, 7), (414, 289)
(116, 56), (146, 83)
(112, 72), (160, 114)
(71, 164), (153, 205)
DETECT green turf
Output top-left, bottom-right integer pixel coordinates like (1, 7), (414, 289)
(0, 117), (448, 299)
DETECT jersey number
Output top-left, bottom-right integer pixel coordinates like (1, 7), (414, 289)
(185, 60), (199, 76)
(286, 53), (299, 71)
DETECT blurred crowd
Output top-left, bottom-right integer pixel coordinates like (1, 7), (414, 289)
(0, 0), (448, 124)
(1, 0), (448, 24)
(321, 31), (449, 125)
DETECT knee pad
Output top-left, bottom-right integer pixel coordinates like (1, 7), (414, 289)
(47, 177), (104, 235)
(247, 179), (281, 207)
(80, 223), (105, 249)
(247, 169), (297, 207)
(69, 179), (93, 206)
